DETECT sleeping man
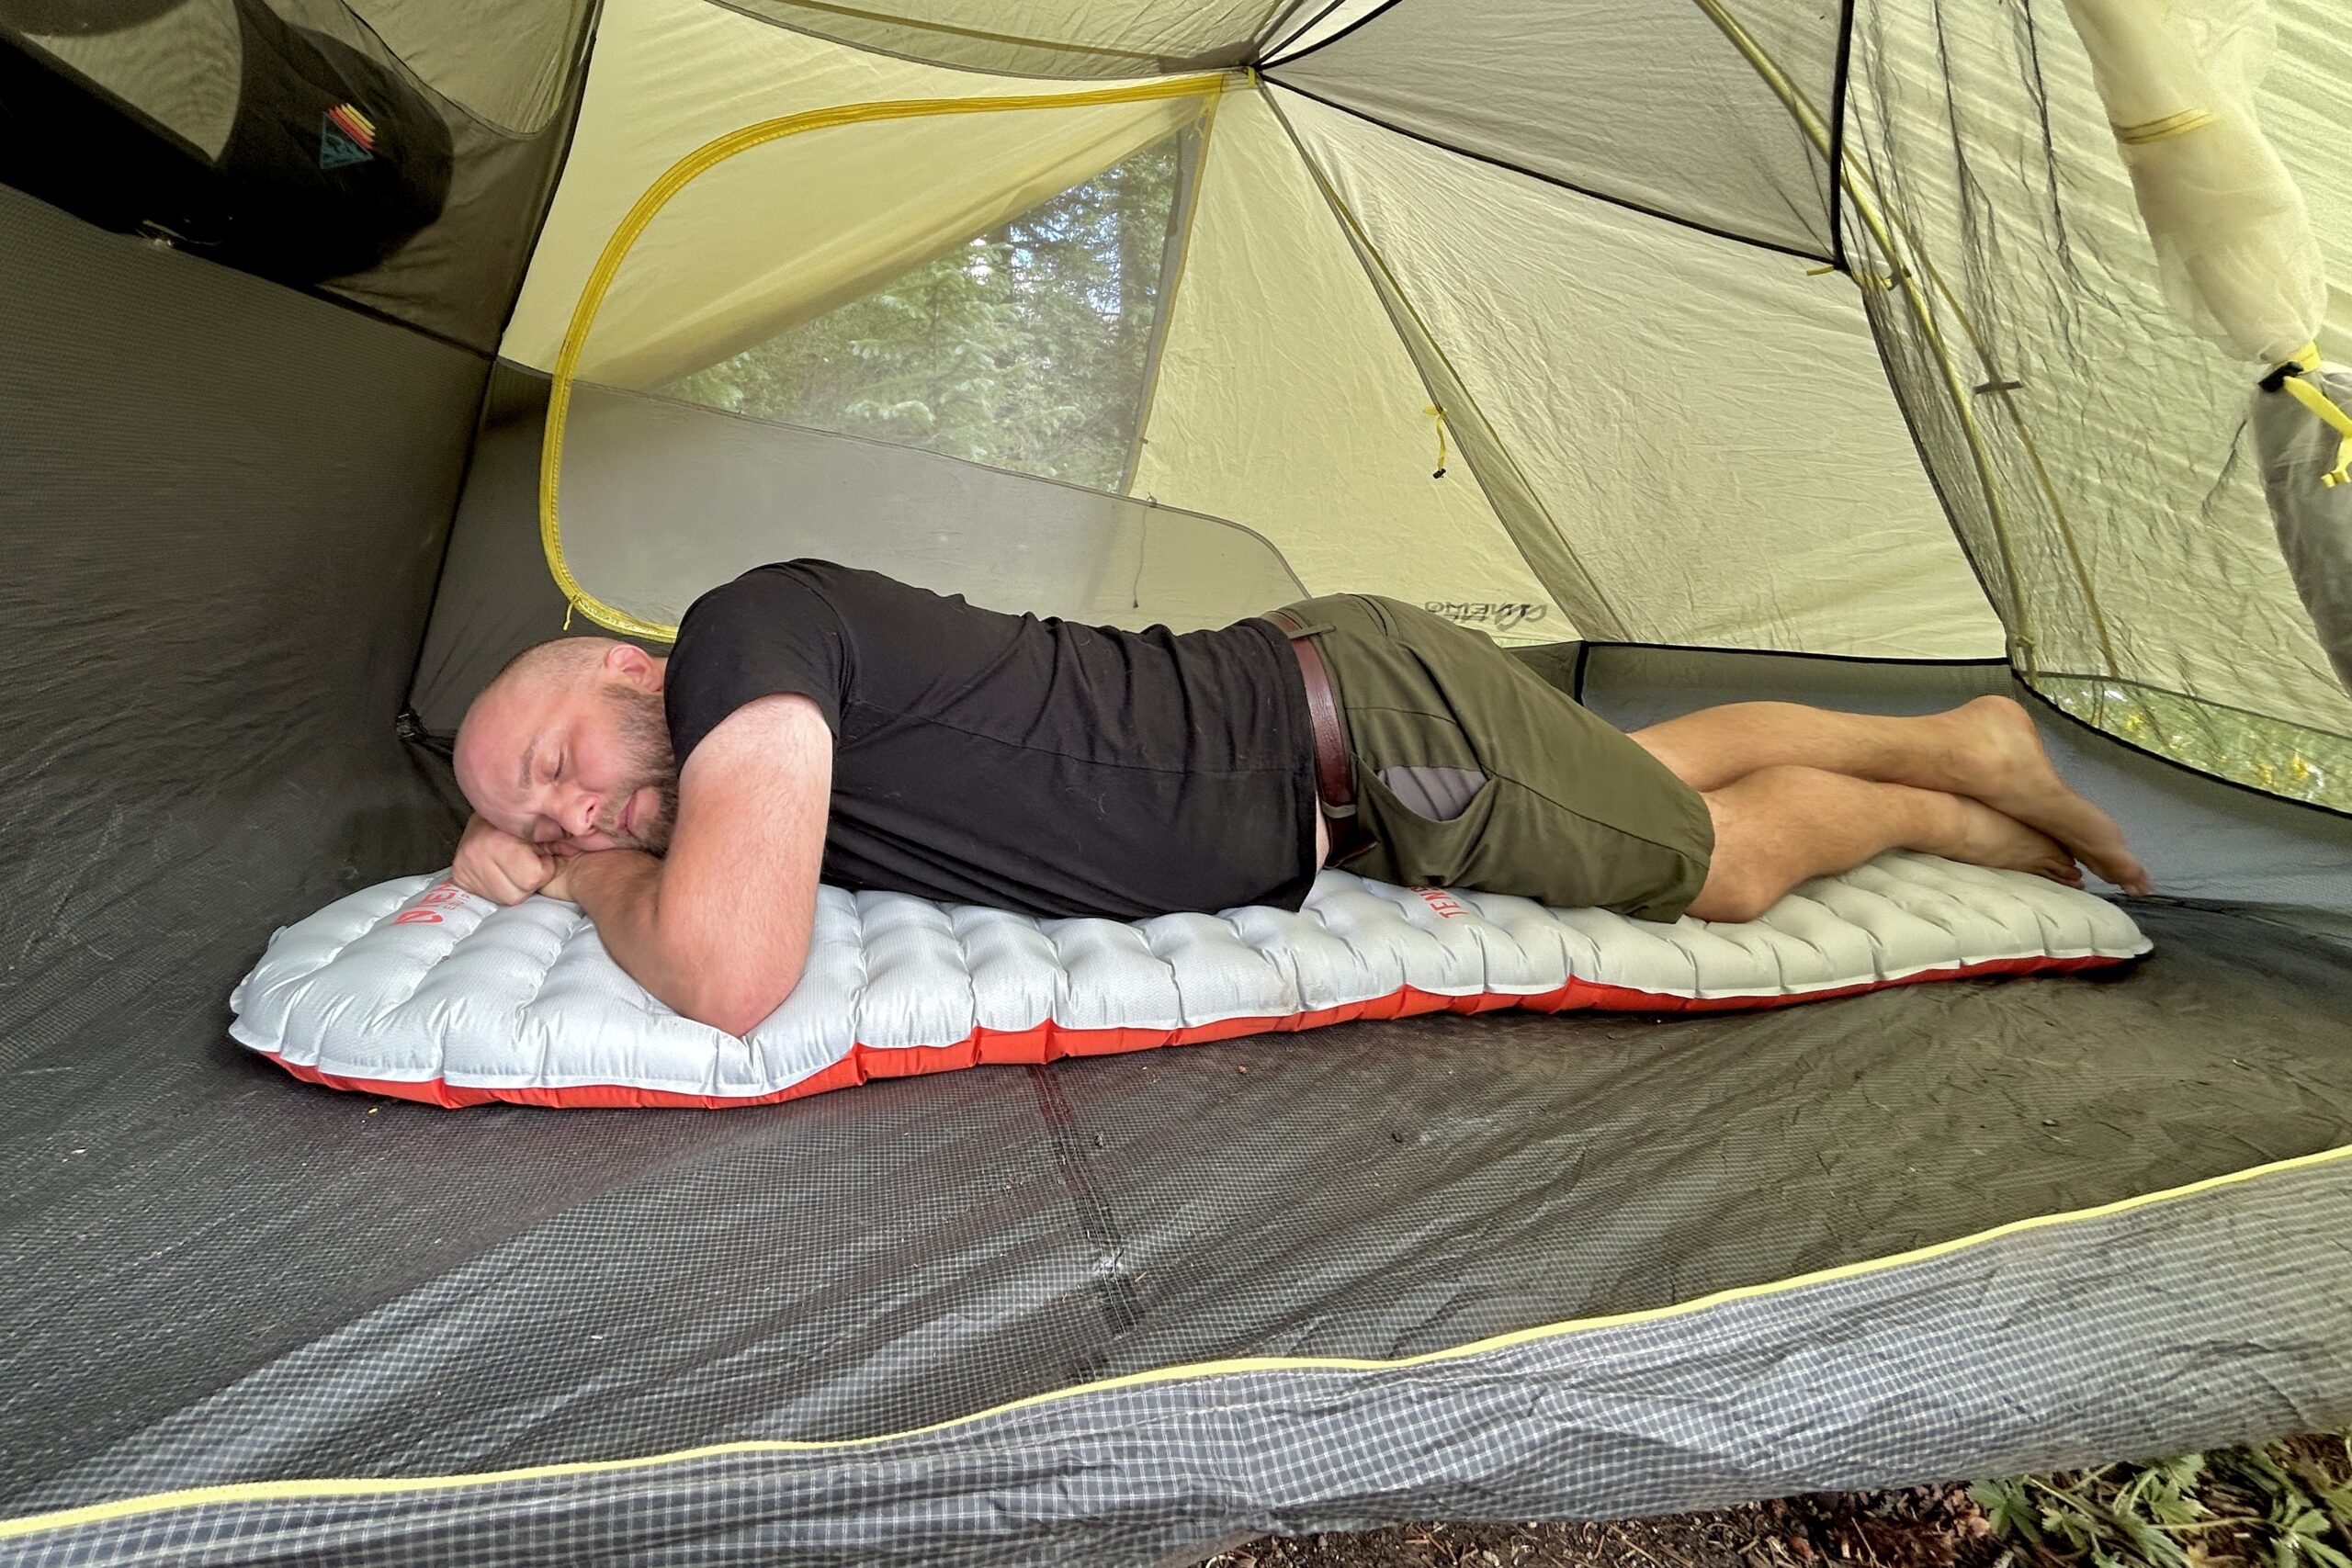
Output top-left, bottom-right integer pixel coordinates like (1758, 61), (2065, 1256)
(449, 560), (2150, 1036)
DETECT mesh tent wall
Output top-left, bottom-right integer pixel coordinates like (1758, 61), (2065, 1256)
(3, 0), (2350, 1563)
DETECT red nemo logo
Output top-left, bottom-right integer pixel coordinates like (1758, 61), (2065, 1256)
(393, 880), (474, 925)
(1412, 886), (1468, 919)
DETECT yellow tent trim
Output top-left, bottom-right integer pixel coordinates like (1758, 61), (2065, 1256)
(2112, 108), (2216, 145)
(6, 1138), (2346, 1542)
(537, 73), (1238, 643)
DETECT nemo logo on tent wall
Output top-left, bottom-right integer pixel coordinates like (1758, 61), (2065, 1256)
(392, 879), (471, 924)
(319, 102), (379, 170)
(1427, 602), (1549, 633)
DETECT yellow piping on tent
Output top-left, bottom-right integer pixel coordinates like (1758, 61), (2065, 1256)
(4, 1139), (2348, 1542)
(2113, 108), (2217, 145)
(537, 72), (1238, 643)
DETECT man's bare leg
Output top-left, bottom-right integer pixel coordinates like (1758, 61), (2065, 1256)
(1630, 695), (2150, 893)
(1687, 765), (2081, 922)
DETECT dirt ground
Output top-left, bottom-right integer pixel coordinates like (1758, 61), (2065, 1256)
(1197, 1483), (2007, 1568)
(1197, 1435), (2352, 1568)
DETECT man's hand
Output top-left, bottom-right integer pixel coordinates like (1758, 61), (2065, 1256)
(537, 855), (577, 904)
(450, 814), (559, 906)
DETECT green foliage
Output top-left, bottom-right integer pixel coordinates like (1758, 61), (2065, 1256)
(2036, 676), (2352, 813)
(662, 133), (1183, 492)
(2125, 1454), (2211, 1530)
(1974, 1477), (2044, 1543)
(1974, 1437), (2352, 1568)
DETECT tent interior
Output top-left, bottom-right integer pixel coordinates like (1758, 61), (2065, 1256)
(2, 0), (2349, 1562)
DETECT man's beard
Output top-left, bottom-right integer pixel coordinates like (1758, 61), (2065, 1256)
(605, 684), (680, 852)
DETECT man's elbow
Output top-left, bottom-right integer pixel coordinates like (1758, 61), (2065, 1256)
(681, 967), (802, 1039)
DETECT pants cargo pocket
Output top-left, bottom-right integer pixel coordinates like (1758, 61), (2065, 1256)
(1341, 768), (1505, 888)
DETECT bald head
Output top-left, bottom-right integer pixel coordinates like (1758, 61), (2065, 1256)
(453, 636), (678, 855)
(480, 636), (615, 702)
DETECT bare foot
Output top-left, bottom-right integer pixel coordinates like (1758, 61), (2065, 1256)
(1937, 795), (2085, 887)
(1942, 696), (2152, 894)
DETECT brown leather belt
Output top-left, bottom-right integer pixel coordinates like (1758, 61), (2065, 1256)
(1263, 609), (1356, 819)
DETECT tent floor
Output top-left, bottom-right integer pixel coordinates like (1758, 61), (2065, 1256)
(5, 897), (2348, 1516)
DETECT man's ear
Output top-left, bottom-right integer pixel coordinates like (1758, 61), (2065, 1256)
(604, 640), (662, 691)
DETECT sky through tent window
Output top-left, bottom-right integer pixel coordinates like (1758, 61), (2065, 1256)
(660, 130), (1186, 492)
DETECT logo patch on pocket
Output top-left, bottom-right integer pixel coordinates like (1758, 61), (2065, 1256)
(320, 103), (379, 169)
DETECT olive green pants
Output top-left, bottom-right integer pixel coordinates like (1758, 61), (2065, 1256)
(1278, 594), (1713, 922)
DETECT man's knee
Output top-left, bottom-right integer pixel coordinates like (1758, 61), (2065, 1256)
(1684, 769), (1826, 922)
(1683, 857), (1780, 924)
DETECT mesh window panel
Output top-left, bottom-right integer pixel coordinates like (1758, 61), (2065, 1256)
(554, 386), (1307, 635)
(549, 100), (1307, 637)
(1837, 0), (2352, 807)
(658, 130), (1189, 495)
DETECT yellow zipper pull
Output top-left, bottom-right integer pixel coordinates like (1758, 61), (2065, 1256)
(2274, 344), (2352, 489)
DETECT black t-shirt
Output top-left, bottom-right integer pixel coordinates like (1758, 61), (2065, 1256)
(662, 561), (1318, 919)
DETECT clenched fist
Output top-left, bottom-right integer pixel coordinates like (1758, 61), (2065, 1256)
(450, 814), (559, 906)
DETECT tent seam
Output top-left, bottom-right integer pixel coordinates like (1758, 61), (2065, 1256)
(1257, 0), (1408, 69)
(1258, 84), (1637, 639)
(1258, 76), (1837, 266)
(1122, 97), (1224, 495)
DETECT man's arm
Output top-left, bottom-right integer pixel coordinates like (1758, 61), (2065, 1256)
(553, 694), (832, 1036)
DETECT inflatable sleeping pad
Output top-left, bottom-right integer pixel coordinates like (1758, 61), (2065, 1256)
(229, 855), (2151, 1109)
